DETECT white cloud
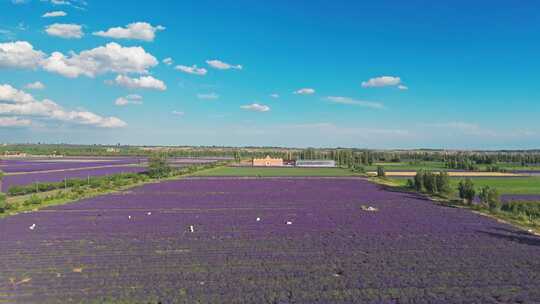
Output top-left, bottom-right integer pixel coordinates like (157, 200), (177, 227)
(240, 103), (270, 112)
(0, 83), (35, 103)
(51, 0), (70, 5)
(42, 11), (67, 18)
(206, 59), (242, 70)
(45, 23), (84, 39)
(270, 93), (279, 98)
(0, 84), (126, 128)
(111, 74), (166, 91)
(0, 116), (31, 127)
(0, 29), (16, 40)
(93, 22), (165, 42)
(196, 93), (219, 100)
(1, 41), (159, 78)
(326, 96), (385, 110)
(11, 0), (28, 4)
(24, 81), (45, 90)
(294, 88), (315, 95)
(41, 42), (158, 78)
(162, 57), (173, 65)
(49, 0), (87, 10)
(175, 64), (207, 76)
(361, 76), (402, 88)
(0, 41), (45, 69)
(171, 110), (184, 116)
(115, 94), (143, 106)
(398, 84), (408, 90)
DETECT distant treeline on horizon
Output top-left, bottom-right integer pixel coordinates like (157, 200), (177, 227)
(1, 144), (540, 168)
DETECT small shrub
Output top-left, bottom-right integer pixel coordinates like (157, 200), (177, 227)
(24, 195), (43, 206)
(0, 193), (6, 213)
(406, 179), (415, 189)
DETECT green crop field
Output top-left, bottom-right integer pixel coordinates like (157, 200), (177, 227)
(369, 161), (447, 171)
(192, 166), (359, 177)
(389, 177), (540, 195)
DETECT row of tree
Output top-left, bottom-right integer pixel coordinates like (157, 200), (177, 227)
(405, 171), (502, 210)
(2, 144), (540, 165)
(407, 170), (452, 195)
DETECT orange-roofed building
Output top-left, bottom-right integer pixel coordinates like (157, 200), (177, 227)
(253, 156), (283, 167)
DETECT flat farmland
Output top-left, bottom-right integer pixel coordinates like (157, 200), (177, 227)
(388, 177), (540, 195)
(192, 166), (358, 177)
(0, 157), (223, 192)
(2, 166), (148, 190)
(0, 157), (145, 173)
(0, 178), (539, 303)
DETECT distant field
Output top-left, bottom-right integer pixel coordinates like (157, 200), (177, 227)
(369, 161), (447, 171)
(389, 177), (540, 195)
(371, 161), (540, 172)
(192, 166), (358, 177)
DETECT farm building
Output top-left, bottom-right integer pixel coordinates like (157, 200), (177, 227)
(296, 160), (336, 167)
(253, 156), (284, 167)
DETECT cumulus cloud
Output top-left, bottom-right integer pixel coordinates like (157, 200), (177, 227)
(49, 0), (87, 10)
(93, 22), (165, 42)
(326, 96), (385, 110)
(0, 41), (45, 69)
(175, 64), (207, 76)
(270, 93), (279, 98)
(398, 84), (408, 90)
(240, 103), (270, 112)
(206, 59), (242, 70)
(361, 76), (403, 88)
(41, 42), (158, 78)
(0, 84), (126, 128)
(42, 11), (67, 18)
(197, 93), (219, 100)
(294, 88), (315, 95)
(1, 41), (159, 78)
(0, 116), (31, 127)
(111, 75), (166, 91)
(171, 110), (184, 116)
(162, 57), (173, 65)
(45, 23), (84, 39)
(24, 81), (45, 90)
(115, 94), (143, 106)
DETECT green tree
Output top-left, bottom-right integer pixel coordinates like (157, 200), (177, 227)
(479, 186), (501, 210)
(376, 166), (386, 178)
(413, 170), (424, 192)
(435, 171), (451, 195)
(423, 172), (438, 194)
(147, 154), (171, 178)
(458, 178), (476, 204)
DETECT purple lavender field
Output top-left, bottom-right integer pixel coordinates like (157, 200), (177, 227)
(0, 157), (146, 173)
(2, 166), (148, 190)
(0, 178), (539, 303)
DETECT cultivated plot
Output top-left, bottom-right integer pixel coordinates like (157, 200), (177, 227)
(0, 178), (538, 303)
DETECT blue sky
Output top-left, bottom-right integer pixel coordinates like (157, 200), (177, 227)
(0, 0), (539, 149)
